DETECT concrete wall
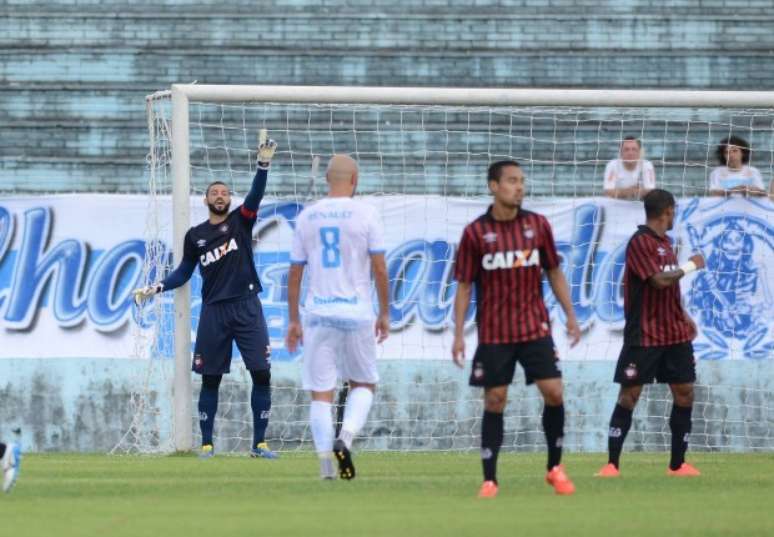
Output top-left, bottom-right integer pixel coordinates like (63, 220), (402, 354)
(2, 359), (771, 453)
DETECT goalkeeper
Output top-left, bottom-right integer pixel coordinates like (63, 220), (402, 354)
(134, 131), (279, 459)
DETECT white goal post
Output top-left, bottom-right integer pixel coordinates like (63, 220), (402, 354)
(147, 85), (774, 453)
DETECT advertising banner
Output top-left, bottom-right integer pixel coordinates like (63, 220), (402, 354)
(0, 195), (771, 362)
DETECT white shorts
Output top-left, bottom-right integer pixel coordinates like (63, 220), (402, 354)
(301, 315), (379, 392)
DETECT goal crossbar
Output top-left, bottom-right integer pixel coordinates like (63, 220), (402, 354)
(171, 84), (774, 108)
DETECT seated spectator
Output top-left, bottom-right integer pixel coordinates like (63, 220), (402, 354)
(603, 136), (656, 200)
(709, 136), (766, 197)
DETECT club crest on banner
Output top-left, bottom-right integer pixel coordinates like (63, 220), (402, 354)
(681, 199), (774, 360)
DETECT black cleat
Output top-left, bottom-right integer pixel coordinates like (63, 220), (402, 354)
(333, 439), (356, 480)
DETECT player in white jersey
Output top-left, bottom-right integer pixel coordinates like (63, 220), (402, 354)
(709, 135), (766, 197)
(286, 154), (390, 480)
(1, 438), (21, 493)
(603, 136), (656, 200)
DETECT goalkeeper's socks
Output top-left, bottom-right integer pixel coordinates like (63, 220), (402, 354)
(481, 410), (503, 483)
(310, 400), (334, 454)
(542, 403), (565, 470)
(251, 383), (272, 446)
(340, 387), (374, 449)
(0, 443), (5, 459)
(608, 403), (633, 469)
(669, 404), (692, 471)
(198, 383), (219, 446)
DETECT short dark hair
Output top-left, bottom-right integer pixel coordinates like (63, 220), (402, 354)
(643, 188), (676, 219)
(621, 135), (641, 148)
(487, 160), (520, 183)
(716, 136), (751, 165)
(205, 181), (229, 196)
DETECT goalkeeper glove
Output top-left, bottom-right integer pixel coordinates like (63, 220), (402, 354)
(257, 128), (278, 170)
(133, 283), (164, 306)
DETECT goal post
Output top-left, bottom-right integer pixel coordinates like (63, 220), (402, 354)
(134, 85), (774, 454)
(170, 88), (193, 452)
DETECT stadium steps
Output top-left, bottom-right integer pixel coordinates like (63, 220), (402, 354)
(1, 0), (772, 194)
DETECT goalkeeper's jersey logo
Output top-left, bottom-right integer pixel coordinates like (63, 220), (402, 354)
(200, 238), (239, 267)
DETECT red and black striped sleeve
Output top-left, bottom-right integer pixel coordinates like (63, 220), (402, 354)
(454, 225), (479, 283)
(626, 235), (661, 281)
(538, 215), (560, 270)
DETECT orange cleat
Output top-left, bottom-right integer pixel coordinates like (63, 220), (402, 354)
(478, 480), (499, 498)
(546, 464), (575, 495)
(667, 462), (701, 477)
(594, 463), (621, 478)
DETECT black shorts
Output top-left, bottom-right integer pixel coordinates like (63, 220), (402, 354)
(469, 337), (561, 388)
(192, 295), (271, 376)
(614, 342), (696, 386)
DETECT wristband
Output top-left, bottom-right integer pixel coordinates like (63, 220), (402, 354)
(679, 260), (697, 275)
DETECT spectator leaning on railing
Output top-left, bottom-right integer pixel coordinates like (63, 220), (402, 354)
(708, 136), (766, 197)
(603, 136), (656, 201)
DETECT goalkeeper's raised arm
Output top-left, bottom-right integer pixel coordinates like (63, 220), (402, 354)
(133, 129), (278, 306)
(241, 128), (277, 219)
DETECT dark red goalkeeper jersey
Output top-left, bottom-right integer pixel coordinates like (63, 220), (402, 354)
(623, 225), (696, 347)
(454, 206), (560, 344)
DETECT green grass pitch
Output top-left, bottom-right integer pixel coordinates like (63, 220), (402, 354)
(1, 452), (772, 537)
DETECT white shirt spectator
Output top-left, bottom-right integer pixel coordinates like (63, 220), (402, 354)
(603, 159), (656, 191)
(709, 165), (764, 192)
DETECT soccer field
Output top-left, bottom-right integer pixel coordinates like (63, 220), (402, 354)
(1, 453), (772, 537)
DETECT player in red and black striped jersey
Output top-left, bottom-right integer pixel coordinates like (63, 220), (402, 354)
(452, 160), (581, 498)
(596, 189), (706, 479)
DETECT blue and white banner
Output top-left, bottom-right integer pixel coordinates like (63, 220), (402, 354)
(0, 195), (772, 361)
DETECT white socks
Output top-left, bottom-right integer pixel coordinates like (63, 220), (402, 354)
(310, 400), (334, 456)
(311, 387), (374, 457)
(339, 387), (374, 449)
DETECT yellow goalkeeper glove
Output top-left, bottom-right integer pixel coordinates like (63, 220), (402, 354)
(132, 283), (164, 306)
(257, 128), (278, 170)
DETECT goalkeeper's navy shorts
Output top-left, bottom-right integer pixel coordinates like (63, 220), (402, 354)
(469, 336), (561, 388)
(192, 294), (271, 375)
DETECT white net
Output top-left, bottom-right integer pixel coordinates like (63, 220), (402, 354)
(116, 89), (774, 454)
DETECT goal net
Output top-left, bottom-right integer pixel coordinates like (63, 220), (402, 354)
(116, 86), (774, 454)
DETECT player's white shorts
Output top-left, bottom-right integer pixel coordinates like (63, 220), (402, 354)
(301, 315), (379, 392)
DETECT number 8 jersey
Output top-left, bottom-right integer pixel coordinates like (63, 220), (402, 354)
(290, 197), (386, 321)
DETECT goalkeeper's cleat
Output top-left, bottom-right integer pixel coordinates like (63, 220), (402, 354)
(545, 464), (576, 495)
(333, 439), (356, 480)
(594, 463), (621, 478)
(667, 462), (701, 477)
(198, 444), (215, 459)
(250, 442), (279, 460)
(319, 457), (337, 480)
(2, 442), (21, 493)
(477, 480), (498, 499)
